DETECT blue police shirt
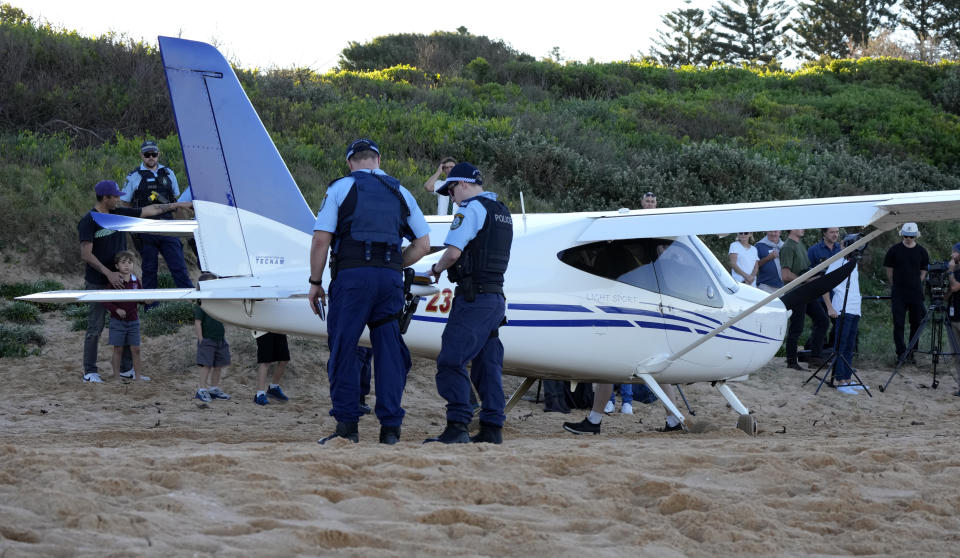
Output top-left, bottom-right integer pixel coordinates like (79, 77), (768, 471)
(443, 192), (499, 250)
(121, 164), (181, 202)
(807, 240), (840, 268)
(313, 169), (430, 239)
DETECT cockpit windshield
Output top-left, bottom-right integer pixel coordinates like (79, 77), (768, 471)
(688, 235), (740, 294)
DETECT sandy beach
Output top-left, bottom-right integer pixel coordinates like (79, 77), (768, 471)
(3, 304), (960, 557)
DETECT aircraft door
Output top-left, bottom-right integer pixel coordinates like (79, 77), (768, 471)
(653, 238), (732, 370)
(558, 240), (668, 374)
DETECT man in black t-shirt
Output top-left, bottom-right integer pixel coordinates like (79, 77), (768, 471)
(78, 180), (190, 382)
(883, 223), (929, 363)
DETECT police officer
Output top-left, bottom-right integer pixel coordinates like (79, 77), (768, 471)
(308, 139), (431, 445)
(425, 163), (513, 444)
(121, 140), (193, 293)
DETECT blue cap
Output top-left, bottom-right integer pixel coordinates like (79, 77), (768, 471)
(94, 180), (123, 197)
(140, 140), (158, 153)
(345, 138), (380, 161)
(436, 162), (482, 196)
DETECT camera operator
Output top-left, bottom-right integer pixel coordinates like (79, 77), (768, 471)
(883, 223), (929, 364)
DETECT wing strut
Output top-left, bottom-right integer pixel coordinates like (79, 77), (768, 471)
(648, 228), (885, 370)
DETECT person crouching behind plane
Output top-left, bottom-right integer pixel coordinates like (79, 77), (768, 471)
(309, 138), (431, 445)
(426, 163), (513, 444)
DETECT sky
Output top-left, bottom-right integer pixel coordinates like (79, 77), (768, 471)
(20, 0), (719, 71)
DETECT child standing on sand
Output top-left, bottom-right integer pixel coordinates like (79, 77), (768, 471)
(194, 291), (231, 402)
(102, 250), (149, 381)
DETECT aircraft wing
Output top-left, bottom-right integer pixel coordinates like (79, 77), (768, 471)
(91, 213), (197, 237)
(17, 287), (302, 304)
(577, 190), (960, 241)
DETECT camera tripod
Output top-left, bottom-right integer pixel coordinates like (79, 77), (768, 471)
(803, 268), (871, 396)
(878, 299), (960, 393)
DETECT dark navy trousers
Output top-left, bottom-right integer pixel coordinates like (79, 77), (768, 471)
(436, 293), (506, 426)
(327, 267), (410, 427)
(139, 233), (193, 289)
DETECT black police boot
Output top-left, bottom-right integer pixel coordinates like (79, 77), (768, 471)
(423, 421), (470, 444)
(379, 425), (401, 445)
(470, 421), (502, 444)
(318, 421), (359, 445)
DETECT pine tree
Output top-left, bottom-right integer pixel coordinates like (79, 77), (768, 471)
(650, 7), (718, 66)
(710, 0), (794, 65)
(794, 0), (896, 59)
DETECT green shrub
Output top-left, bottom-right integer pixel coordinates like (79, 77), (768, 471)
(140, 301), (195, 337)
(63, 303), (89, 331)
(0, 323), (44, 358)
(0, 300), (40, 323)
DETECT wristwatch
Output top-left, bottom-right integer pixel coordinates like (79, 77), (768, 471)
(431, 264), (441, 275)
(308, 277), (322, 286)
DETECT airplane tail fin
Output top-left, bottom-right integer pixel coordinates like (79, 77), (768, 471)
(158, 37), (314, 278)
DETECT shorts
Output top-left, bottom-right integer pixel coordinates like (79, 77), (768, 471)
(108, 319), (141, 346)
(197, 338), (231, 367)
(256, 332), (290, 363)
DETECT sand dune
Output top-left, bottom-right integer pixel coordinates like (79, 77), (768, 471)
(2, 310), (960, 557)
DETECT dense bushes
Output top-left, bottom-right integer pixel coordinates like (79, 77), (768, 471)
(3, 15), (960, 315)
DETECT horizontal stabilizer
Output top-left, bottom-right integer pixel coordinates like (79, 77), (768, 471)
(578, 190), (960, 241)
(92, 213), (197, 237)
(17, 286), (302, 304)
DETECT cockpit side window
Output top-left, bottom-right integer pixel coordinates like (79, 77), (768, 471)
(558, 239), (659, 292)
(653, 241), (721, 307)
(558, 238), (721, 307)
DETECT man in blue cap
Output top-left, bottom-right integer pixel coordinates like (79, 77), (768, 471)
(78, 180), (191, 382)
(121, 140), (193, 297)
(309, 139), (431, 445)
(425, 162), (513, 444)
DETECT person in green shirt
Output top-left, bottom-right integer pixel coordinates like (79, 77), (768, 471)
(780, 229), (827, 370)
(194, 299), (232, 403)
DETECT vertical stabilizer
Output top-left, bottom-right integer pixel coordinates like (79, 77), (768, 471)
(158, 37), (314, 277)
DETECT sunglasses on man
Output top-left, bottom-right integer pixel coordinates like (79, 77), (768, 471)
(143, 152), (159, 158)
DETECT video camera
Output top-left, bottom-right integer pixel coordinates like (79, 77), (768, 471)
(926, 261), (951, 304)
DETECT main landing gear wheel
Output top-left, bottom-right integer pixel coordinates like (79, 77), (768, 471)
(737, 414), (758, 436)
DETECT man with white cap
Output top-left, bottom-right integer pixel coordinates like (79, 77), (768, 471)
(883, 223), (929, 363)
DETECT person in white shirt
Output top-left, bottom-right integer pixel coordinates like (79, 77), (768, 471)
(823, 234), (863, 393)
(423, 157), (457, 216)
(729, 232), (759, 287)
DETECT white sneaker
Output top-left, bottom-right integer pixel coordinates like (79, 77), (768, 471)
(621, 402), (633, 415)
(603, 400), (615, 414)
(119, 369), (136, 379)
(83, 373), (103, 383)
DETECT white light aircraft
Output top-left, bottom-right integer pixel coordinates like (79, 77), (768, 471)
(21, 37), (960, 435)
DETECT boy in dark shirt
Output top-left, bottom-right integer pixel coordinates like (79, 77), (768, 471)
(102, 251), (149, 381)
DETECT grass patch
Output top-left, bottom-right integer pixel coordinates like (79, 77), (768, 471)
(0, 300), (41, 323)
(140, 301), (195, 337)
(0, 279), (66, 312)
(63, 303), (90, 331)
(0, 323), (45, 358)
